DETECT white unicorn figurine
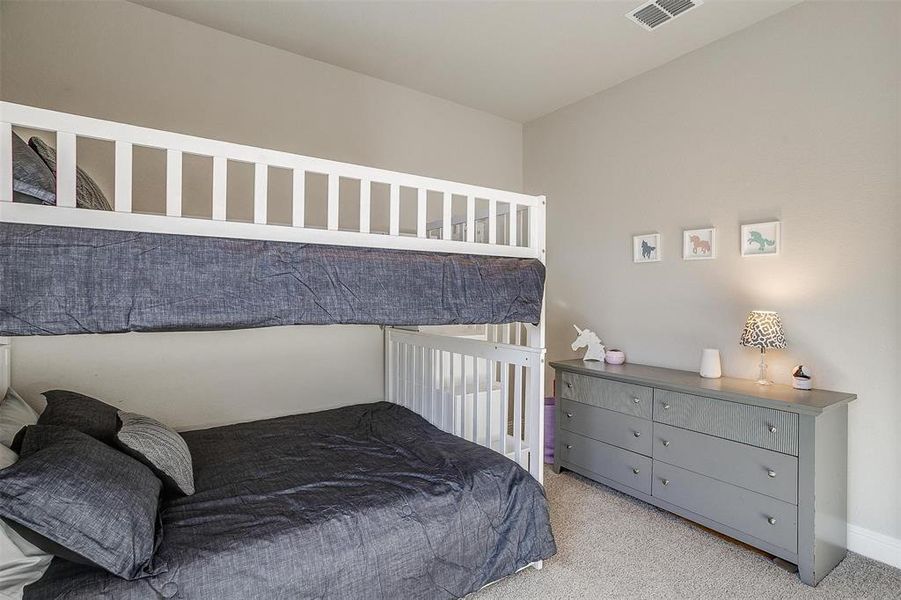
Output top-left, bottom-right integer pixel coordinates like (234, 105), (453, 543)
(571, 324), (605, 362)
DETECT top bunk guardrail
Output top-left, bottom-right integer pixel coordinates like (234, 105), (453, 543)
(0, 102), (546, 261)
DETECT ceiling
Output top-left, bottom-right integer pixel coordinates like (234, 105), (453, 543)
(133, 0), (800, 123)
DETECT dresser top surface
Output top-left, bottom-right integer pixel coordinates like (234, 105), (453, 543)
(549, 360), (856, 415)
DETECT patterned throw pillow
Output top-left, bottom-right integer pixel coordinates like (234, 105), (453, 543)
(117, 411), (195, 496)
(28, 137), (112, 211)
(12, 133), (56, 204)
(38, 390), (120, 446)
(0, 426), (163, 580)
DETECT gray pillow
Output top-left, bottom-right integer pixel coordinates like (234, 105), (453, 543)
(37, 390), (121, 446)
(12, 133), (56, 205)
(117, 411), (195, 496)
(0, 426), (163, 580)
(28, 137), (112, 211)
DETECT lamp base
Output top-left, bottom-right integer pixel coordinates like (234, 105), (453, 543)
(755, 378), (774, 386)
(755, 348), (773, 386)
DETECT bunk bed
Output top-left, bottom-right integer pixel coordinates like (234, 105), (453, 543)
(0, 102), (554, 599)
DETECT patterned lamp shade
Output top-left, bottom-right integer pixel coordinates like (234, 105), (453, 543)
(740, 311), (786, 349)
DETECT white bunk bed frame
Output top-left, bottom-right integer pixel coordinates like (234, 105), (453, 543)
(0, 101), (548, 485)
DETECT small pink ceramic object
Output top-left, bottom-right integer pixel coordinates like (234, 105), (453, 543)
(605, 349), (625, 365)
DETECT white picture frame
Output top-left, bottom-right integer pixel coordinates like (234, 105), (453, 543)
(633, 233), (661, 263)
(741, 221), (781, 257)
(683, 227), (716, 260)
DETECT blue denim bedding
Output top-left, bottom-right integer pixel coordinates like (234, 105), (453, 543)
(0, 223), (545, 335)
(24, 402), (556, 600)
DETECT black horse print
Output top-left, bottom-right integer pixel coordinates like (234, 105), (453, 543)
(641, 240), (656, 259)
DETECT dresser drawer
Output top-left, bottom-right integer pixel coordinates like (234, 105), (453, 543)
(654, 390), (799, 456)
(653, 423), (798, 504)
(559, 398), (651, 456)
(653, 462), (798, 554)
(558, 430), (652, 495)
(559, 371), (652, 419)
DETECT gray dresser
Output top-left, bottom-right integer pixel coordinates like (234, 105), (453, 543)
(550, 360), (855, 586)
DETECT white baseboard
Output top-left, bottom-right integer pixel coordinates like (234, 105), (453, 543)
(847, 524), (901, 570)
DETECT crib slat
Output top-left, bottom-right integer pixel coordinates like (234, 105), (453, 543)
(509, 202), (518, 246)
(166, 149), (182, 217)
(0, 123), (12, 202)
(389, 184), (400, 236)
(55, 132), (77, 208)
(488, 199), (497, 245)
(417, 188), (427, 238)
(528, 364), (542, 478)
(327, 174), (339, 231)
(212, 157), (227, 221)
(359, 179), (370, 234)
(466, 196), (475, 243)
(513, 364), (523, 465)
(114, 141), (132, 213)
(485, 359), (493, 449)
(292, 169), (305, 227)
(253, 163), (267, 225)
(499, 361), (509, 455)
(420, 346), (427, 418)
(473, 357), (480, 446)
(440, 351), (448, 431)
(442, 192), (452, 240)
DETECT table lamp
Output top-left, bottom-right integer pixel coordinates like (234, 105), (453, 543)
(740, 310), (786, 385)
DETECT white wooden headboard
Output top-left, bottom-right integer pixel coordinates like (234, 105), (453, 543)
(0, 337), (9, 398)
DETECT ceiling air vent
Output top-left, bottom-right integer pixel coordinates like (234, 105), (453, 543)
(627, 0), (703, 31)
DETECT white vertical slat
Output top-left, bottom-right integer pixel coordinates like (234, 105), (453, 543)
(509, 202), (518, 247)
(212, 157), (227, 221)
(416, 188), (427, 238)
(427, 348), (435, 423)
(472, 356), (480, 446)
(465, 195), (475, 243)
(513, 364), (523, 465)
(292, 169), (305, 227)
(0, 123), (13, 201)
(485, 359), (493, 449)
(253, 163), (268, 225)
(389, 184), (400, 236)
(488, 198), (497, 245)
(359, 179), (370, 234)
(449, 353), (457, 435)
(166, 149), (182, 217)
(55, 132), (77, 208)
(411, 345), (419, 414)
(460, 354), (468, 439)
(440, 351), (448, 431)
(420, 346), (427, 418)
(441, 192), (452, 240)
(394, 342), (401, 407)
(384, 332), (393, 404)
(114, 141), (132, 213)
(528, 363), (543, 480)
(327, 174), (339, 231)
(499, 361), (509, 455)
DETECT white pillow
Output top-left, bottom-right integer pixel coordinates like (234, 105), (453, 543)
(0, 449), (53, 600)
(0, 389), (39, 448)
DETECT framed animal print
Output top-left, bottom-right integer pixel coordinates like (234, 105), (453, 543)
(741, 221), (780, 257)
(633, 233), (661, 263)
(683, 227), (716, 260)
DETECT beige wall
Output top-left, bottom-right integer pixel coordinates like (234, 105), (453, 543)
(0, 0), (523, 429)
(525, 1), (900, 546)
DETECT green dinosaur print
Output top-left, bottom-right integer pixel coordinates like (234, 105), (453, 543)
(747, 230), (775, 252)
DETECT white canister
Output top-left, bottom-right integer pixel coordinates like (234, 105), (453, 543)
(699, 348), (722, 379)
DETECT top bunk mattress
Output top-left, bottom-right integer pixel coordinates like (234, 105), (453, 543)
(24, 401), (556, 600)
(0, 223), (545, 335)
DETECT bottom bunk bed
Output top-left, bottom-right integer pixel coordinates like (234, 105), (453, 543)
(17, 401), (556, 600)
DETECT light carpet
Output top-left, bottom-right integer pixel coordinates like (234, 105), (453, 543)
(472, 468), (901, 599)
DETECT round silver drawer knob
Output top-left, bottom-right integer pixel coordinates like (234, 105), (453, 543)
(566, 412), (574, 418)
(565, 444), (573, 449)
(633, 431), (641, 438)
(662, 440), (671, 447)
(632, 468), (640, 475)
(768, 517), (777, 525)
(663, 403), (671, 410)
(767, 469), (776, 478)
(632, 397), (641, 404)
(661, 479), (669, 486)
(769, 425), (778, 433)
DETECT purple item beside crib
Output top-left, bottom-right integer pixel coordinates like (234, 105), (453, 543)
(544, 397), (555, 464)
